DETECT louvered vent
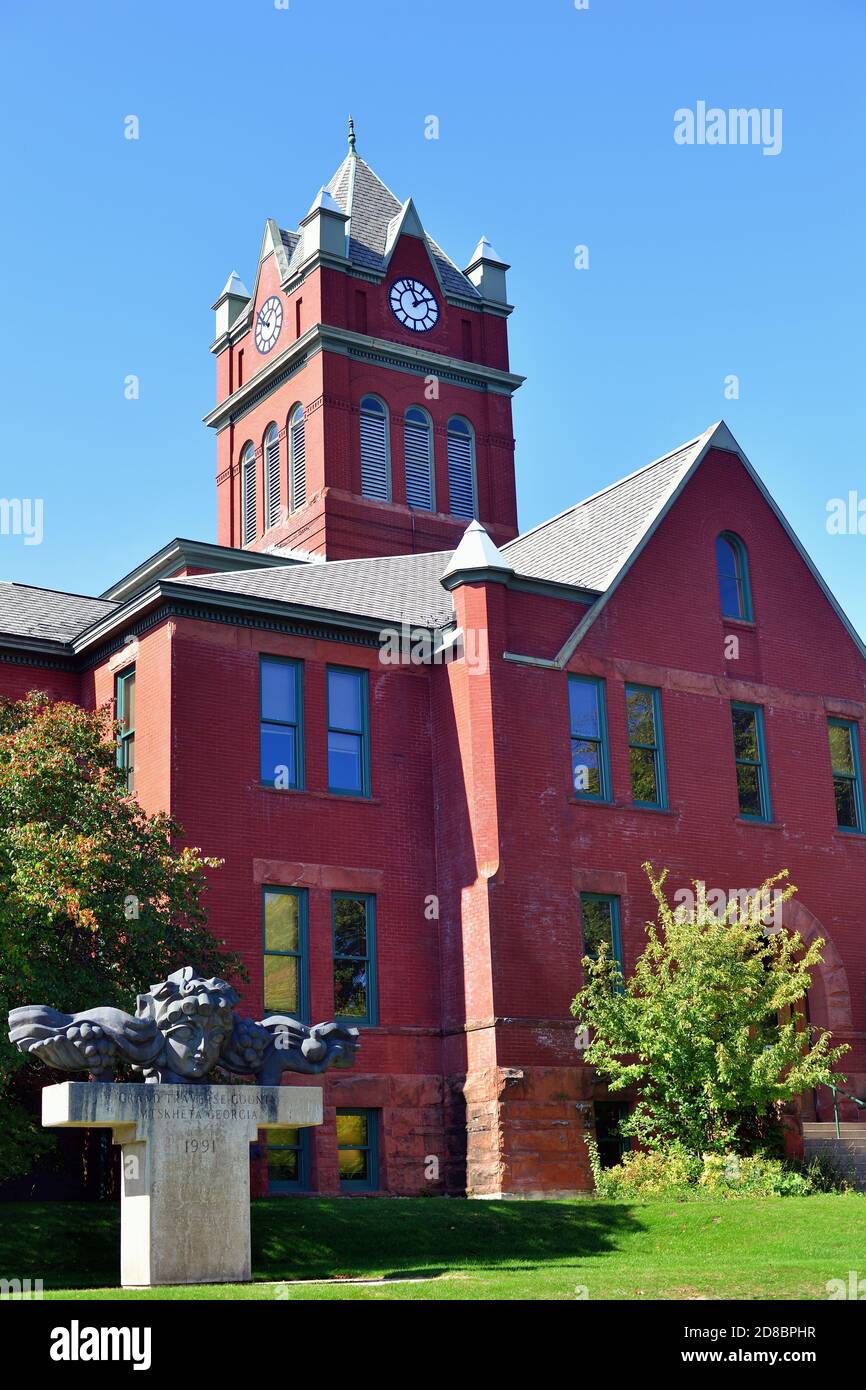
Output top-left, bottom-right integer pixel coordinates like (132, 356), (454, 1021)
(447, 421), (476, 519)
(290, 410), (306, 510)
(241, 450), (257, 544)
(360, 399), (390, 501)
(404, 410), (433, 510)
(265, 428), (281, 529)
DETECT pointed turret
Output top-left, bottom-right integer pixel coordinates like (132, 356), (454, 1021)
(211, 272), (251, 338)
(441, 520), (515, 588)
(464, 237), (510, 304)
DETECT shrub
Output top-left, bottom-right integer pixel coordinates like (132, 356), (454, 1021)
(589, 1140), (853, 1199)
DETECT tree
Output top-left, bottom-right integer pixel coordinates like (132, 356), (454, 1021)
(0, 691), (243, 1181)
(571, 863), (847, 1156)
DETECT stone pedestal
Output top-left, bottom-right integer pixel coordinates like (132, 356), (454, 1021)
(43, 1081), (322, 1287)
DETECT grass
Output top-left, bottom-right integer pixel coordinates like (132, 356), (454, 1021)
(1, 1195), (864, 1300)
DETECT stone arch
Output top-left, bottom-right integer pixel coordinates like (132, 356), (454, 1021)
(779, 898), (853, 1035)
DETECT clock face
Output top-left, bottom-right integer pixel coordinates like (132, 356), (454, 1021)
(255, 295), (283, 354)
(389, 278), (439, 332)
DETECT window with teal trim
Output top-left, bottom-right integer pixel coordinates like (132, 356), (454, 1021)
(116, 667), (136, 793)
(625, 684), (666, 808)
(327, 666), (370, 796)
(260, 656), (303, 789)
(332, 893), (376, 1025)
(267, 1126), (310, 1192)
(828, 719), (865, 833)
(580, 894), (623, 972)
(716, 532), (753, 621)
(568, 676), (610, 801)
(336, 1109), (379, 1191)
(263, 887), (308, 1020)
(731, 703), (771, 821)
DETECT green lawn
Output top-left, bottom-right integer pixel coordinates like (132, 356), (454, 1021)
(1, 1195), (864, 1300)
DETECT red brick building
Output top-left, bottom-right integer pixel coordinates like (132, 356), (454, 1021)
(2, 131), (865, 1197)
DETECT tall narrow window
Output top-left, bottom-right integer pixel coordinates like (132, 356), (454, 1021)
(594, 1102), (631, 1168)
(267, 1127), (309, 1192)
(404, 407), (433, 510)
(828, 719), (865, 832)
(332, 893), (376, 1024)
(289, 404), (306, 510)
(336, 1109), (379, 1191)
(568, 675), (610, 801)
(447, 416), (476, 519)
(716, 532), (752, 621)
(264, 424), (281, 530)
(240, 442), (256, 544)
(731, 702), (771, 821)
(263, 886), (308, 1019)
(359, 396), (390, 501)
(625, 684), (666, 808)
(580, 894), (623, 971)
(327, 666), (369, 796)
(116, 667), (136, 793)
(260, 656), (302, 788)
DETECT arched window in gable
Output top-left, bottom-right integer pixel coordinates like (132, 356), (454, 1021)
(716, 532), (752, 620)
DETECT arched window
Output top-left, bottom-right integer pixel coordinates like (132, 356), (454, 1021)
(716, 532), (752, 620)
(289, 404), (306, 511)
(240, 442), (256, 545)
(360, 396), (391, 501)
(447, 416), (476, 519)
(404, 407), (433, 510)
(264, 423), (281, 529)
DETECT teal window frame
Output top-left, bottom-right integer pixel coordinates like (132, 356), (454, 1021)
(259, 655), (304, 790)
(731, 702), (772, 822)
(115, 666), (136, 792)
(327, 666), (370, 797)
(262, 886), (309, 1022)
(568, 675), (611, 803)
(267, 1126), (310, 1193)
(828, 718), (866, 834)
(625, 683), (667, 809)
(336, 1108), (379, 1192)
(716, 532), (753, 622)
(331, 892), (377, 1026)
(580, 893), (623, 973)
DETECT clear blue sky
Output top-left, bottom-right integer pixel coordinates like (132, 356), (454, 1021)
(2, 0), (864, 635)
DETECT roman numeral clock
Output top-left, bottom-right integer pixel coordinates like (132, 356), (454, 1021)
(389, 277), (439, 332)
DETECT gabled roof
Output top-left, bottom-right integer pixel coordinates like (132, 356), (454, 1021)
(278, 149), (481, 301)
(502, 430), (709, 593)
(0, 583), (117, 645)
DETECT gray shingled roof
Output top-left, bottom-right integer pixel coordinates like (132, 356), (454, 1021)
(281, 153), (480, 300)
(0, 583), (117, 644)
(174, 549), (456, 628)
(502, 434), (706, 591)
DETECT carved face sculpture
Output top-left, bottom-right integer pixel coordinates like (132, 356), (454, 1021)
(147, 971), (237, 1082)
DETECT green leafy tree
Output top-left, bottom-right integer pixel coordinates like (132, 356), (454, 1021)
(571, 863), (847, 1156)
(0, 691), (242, 1181)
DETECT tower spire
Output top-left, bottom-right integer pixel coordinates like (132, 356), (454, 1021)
(347, 114), (356, 154)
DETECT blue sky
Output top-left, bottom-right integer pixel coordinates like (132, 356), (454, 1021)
(2, 0), (865, 634)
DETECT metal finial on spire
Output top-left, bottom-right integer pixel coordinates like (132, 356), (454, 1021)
(348, 115), (356, 153)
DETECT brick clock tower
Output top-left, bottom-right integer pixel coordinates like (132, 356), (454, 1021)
(205, 121), (524, 561)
